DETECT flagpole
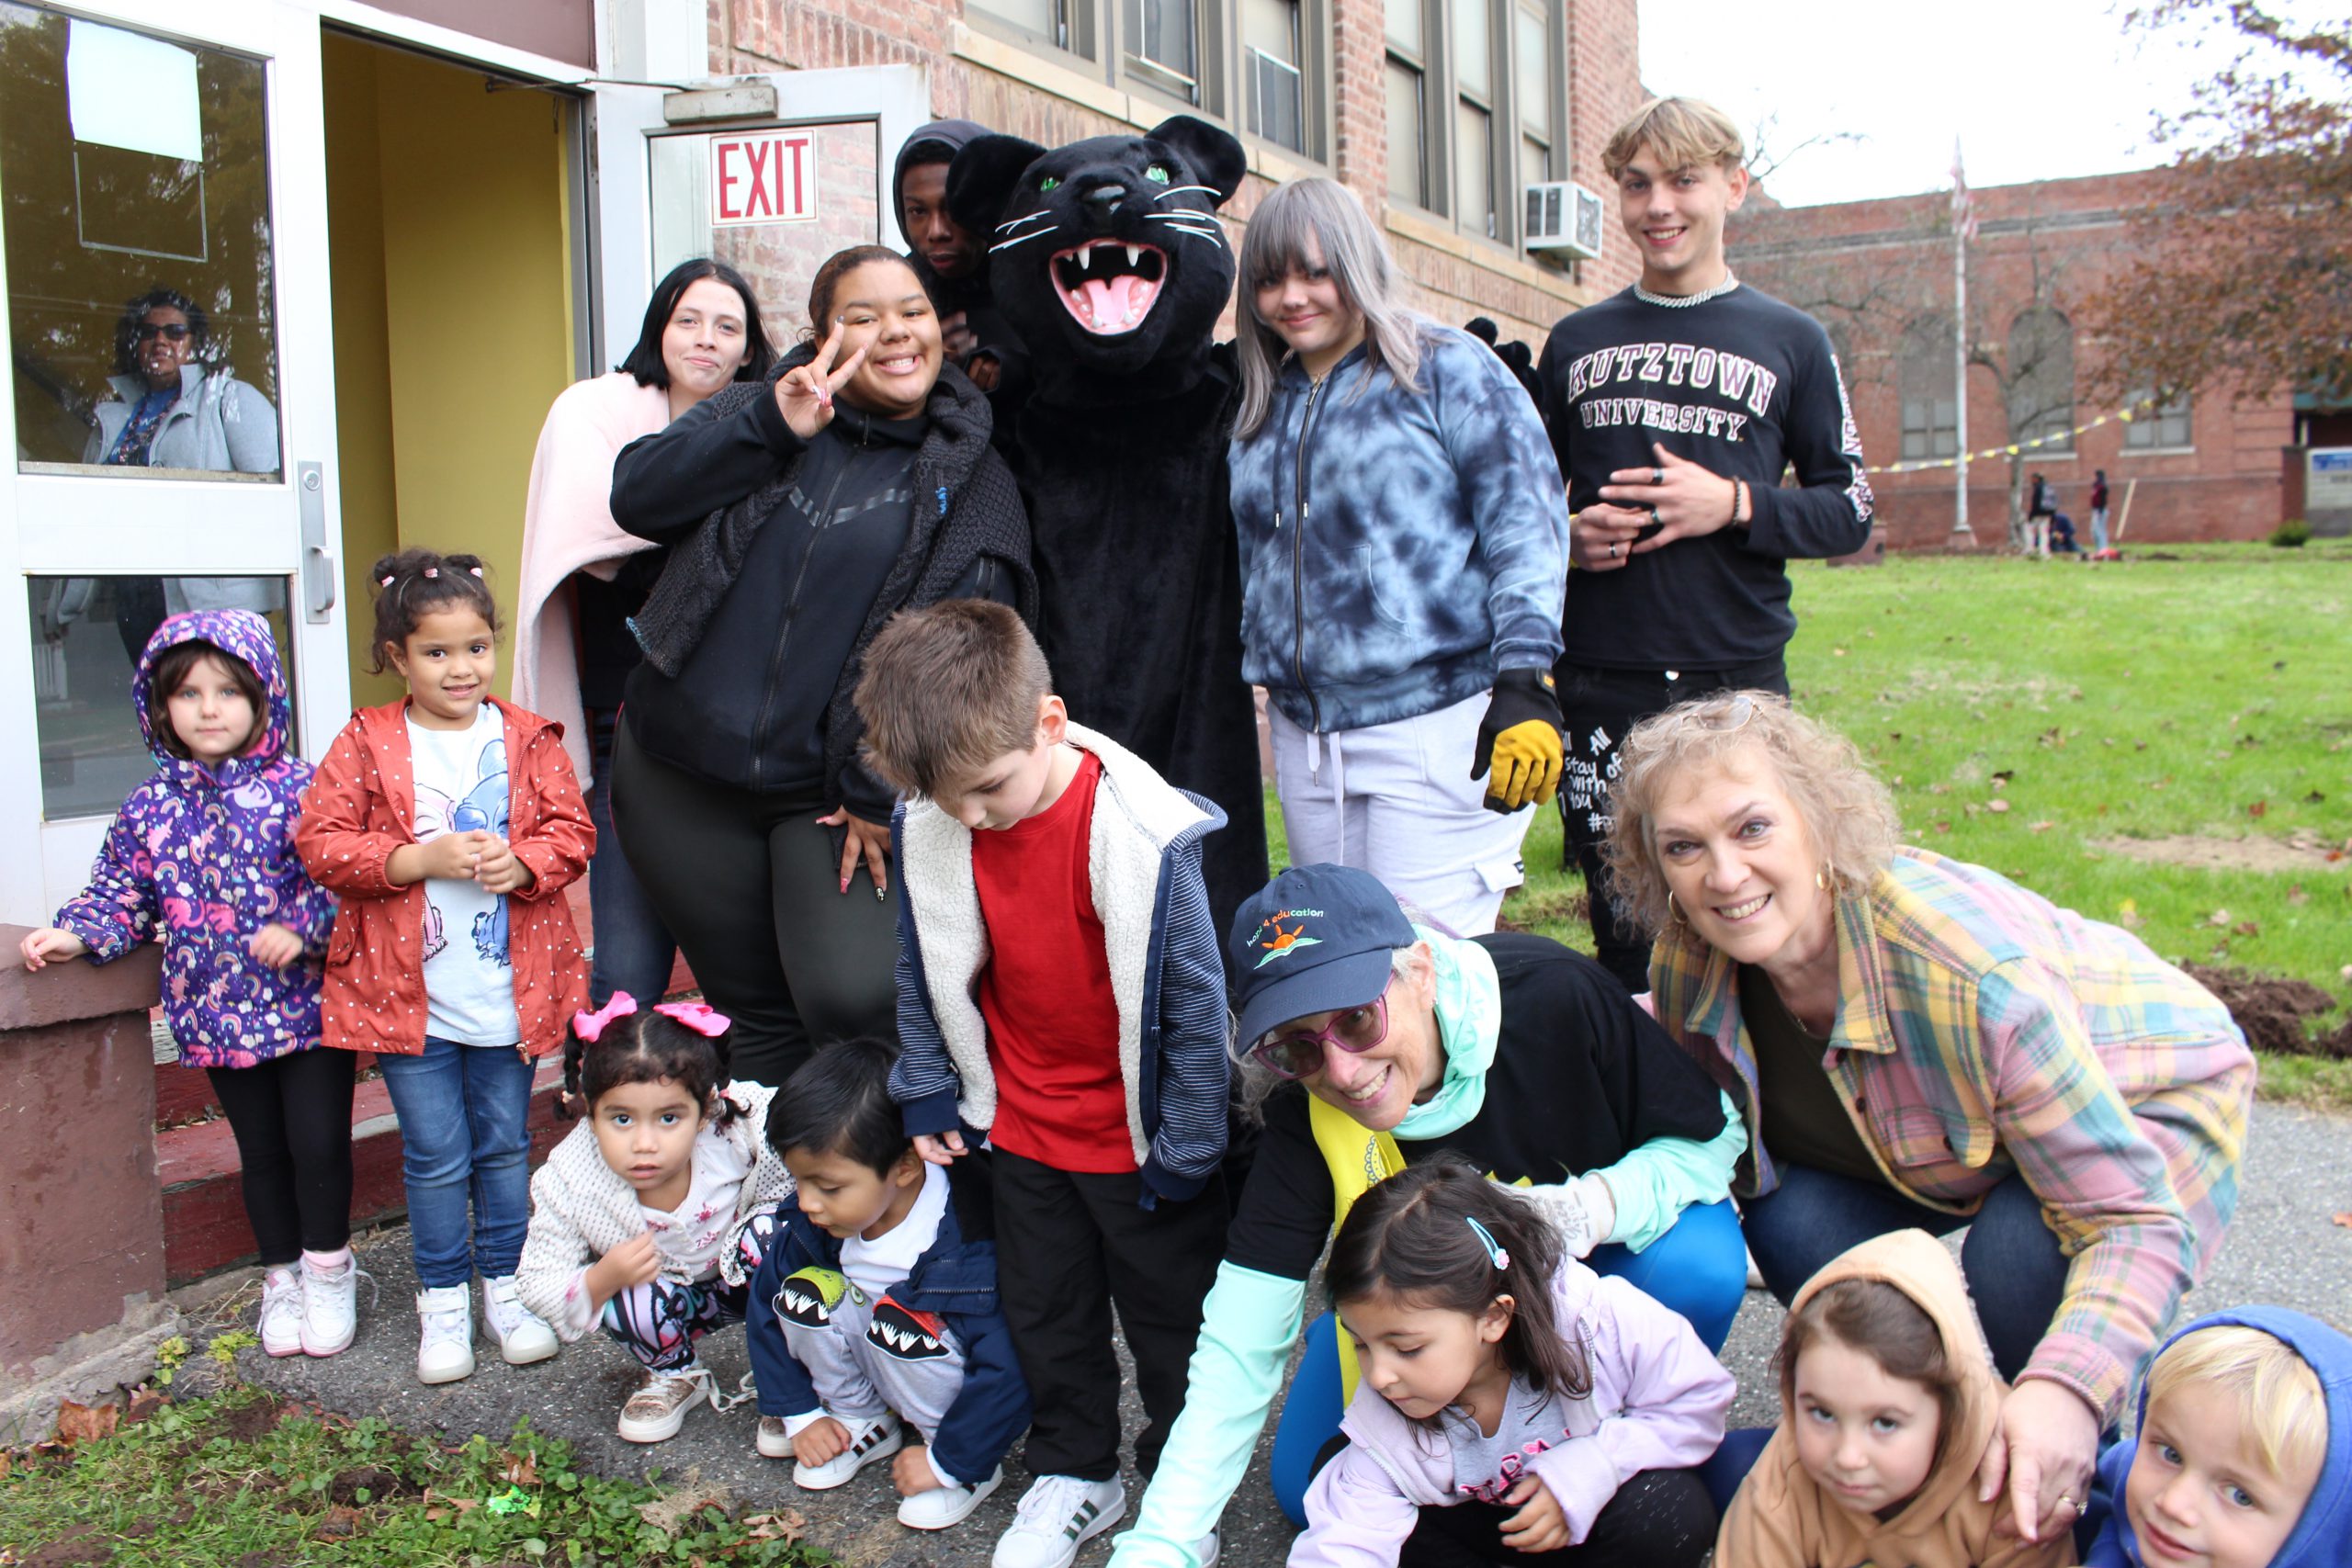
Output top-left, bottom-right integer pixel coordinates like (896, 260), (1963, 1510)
(1951, 138), (1975, 546)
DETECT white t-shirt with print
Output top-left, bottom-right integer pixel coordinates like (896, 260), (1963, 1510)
(842, 1162), (949, 1303)
(639, 1120), (756, 1283)
(408, 703), (522, 1046)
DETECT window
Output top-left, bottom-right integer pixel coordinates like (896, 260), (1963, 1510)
(2, 6), (281, 476)
(1900, 317), (1959, 460)
(2124, 390), (2193, 449)
(1454, 0), (1495, 236)
(1514, 2), (1550, 190)
(1385, 0), (1429, 208)
(1125, 0), (1200, 103)
(1242, 0), (1304, 152)
(2007, 307), (2075, 451)
(971, 0), (1080, 53)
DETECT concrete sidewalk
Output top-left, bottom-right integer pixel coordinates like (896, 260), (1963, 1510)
(205, 1101), (2352, 1568)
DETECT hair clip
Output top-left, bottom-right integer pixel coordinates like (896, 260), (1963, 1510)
(423, 566), (439, 579)
(468, 565), (484, 577)
(1466, 1216), (1510, 1272)
(379, 575), (394, 587)
(571, 991), (639, 1043)
(652, 1000), (730, 1038)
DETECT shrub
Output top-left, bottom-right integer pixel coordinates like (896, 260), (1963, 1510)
(2271, 518), (2312, 547)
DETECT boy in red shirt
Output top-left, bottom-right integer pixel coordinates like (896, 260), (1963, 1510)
(854, 600), (1231, 1568)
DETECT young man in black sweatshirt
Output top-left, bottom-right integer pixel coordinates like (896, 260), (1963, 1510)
(1537, 96), (1875, 992)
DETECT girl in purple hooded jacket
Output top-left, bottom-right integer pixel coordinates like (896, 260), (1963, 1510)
(21, 609), (356, 1358)
(1293, 1162), (1733, 1567)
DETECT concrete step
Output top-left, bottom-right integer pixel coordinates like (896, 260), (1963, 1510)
(156, 1056), (571, 1286)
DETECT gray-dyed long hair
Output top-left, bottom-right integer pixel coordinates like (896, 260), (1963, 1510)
(1234, 178), (1432, 439)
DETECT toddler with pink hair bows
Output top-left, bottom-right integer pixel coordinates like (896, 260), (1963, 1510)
(514, 993), (795, 1444)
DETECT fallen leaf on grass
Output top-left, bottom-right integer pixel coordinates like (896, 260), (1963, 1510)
(638, 1483), (737, 1534)
(1992, 771), (2013, 788)
(316, 1505), (364, 1540)
(1987, 798), (2011, 814)
(501, 1449), (538, 1487)
(1928, 783), (1951, 795)
(2288, 886), (2309, 906)
(2248, 800), (2268, 818)
(1831, 647), (1848, 657)
(2233, 921), (2261, 938)
(1934, 820), (1953, 834)
(2206, 909), (2233, 927)
(2030, 820), (2055, 832)
(2118, 898), (2144, 931)
(743, 1510), (808, 1544)
(125, 1386), (167, 1424)
(423, 1488), (481, 1521)
(2303, 790), (2327, 805)
(53, 1400), (119, 1445)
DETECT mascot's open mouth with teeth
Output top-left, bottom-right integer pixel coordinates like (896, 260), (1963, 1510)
(1053, 241), (1168, 334)
(947, 115), (1244, 379)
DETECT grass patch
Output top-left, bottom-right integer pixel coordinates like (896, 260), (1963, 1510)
(0, 1384), (826, 1567)
(1279, 541), (2352, 1111)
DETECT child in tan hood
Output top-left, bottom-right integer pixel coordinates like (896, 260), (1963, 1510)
(1719, 1229), (2075, 1568)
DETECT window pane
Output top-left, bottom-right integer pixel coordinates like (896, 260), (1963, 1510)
(31, 575), (293, 819)
(1455, 0), (1491, 98)
(1244, 0), (1303, 150)
(1385, 0), (1421, 51)
(650, 121), (883, 339)
(1243, 0), (1297, 63)
(1385, 61), (1424, 206)
(968, 0), (1063, 42)
(1515, 6), (1547, 132)
(1125, 0), (1198, 95)
(2, 7), (280, 477)
(2124, 390), (2192, 449)
(1521, 132), (1548, 189)
(1456, 99), (1491, 234)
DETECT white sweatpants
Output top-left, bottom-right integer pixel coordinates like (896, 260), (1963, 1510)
(1268, 692), (1535, 937)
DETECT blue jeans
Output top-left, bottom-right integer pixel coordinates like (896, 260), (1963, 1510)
(378, 1037), (537, 1289)
(1267, 1199), (1748, 1526)
(586, 707), (679, 1008)
(1739, 1162), (2067, 1382)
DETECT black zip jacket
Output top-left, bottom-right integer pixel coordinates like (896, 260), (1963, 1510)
(612, 355), (1034, 818)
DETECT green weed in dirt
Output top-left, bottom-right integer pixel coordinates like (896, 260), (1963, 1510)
(0, 1386), (828, 1567)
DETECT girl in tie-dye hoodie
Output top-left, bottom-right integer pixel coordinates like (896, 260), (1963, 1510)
(20, 609), (359, 1359)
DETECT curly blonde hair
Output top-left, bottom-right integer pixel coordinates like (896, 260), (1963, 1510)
(1599, 692), (1899, 935)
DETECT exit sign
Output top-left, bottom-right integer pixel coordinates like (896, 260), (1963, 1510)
(709, 130), (817, 227)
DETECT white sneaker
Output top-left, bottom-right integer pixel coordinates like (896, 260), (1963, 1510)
(258, 1268), (302, 1358)
(792, 1411), (903, 1489)
(992, 1474), (1126, 1568)
(299, 1248), (366, 1358)
(480, 1275), (559, 1365)
(1193, 1530), (1220, 1568)
(899, 1463), (1004, 1529)
(415, 1284), (477, 1384)
(616, 1364), (714, 1444)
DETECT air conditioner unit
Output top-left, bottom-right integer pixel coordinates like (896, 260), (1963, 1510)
(1524, 180), (1604, 258)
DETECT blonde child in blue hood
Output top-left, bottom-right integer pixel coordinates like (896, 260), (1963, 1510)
(2088, 1307), (2349, 1568)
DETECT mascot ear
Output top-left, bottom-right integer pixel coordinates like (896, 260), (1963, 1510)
(1147, 116), (1246, 207)
(948, 133), (1050, 234)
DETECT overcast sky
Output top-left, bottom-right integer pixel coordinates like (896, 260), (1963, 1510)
(1636, 1), (2278, 207)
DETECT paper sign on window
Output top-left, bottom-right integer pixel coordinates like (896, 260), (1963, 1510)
(708, 130), (817, 227)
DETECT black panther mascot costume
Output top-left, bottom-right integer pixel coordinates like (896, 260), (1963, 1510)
(948, 116), (1268, 930)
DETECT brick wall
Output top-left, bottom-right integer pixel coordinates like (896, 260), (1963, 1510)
(1729, 169), (2296, 547)
(709, 0), (1652, 349)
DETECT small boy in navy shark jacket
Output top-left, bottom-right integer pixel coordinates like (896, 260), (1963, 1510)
(747, 1037), (1030, 1533)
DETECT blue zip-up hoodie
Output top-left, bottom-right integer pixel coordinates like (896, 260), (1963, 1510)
(2087, 1307), (2352, 1568)
(1227, 324), (1567, 734)
(745, 1161), (1032, 1488)
(887, 723), (1230, 1206)
(53, 610), (337, 1069)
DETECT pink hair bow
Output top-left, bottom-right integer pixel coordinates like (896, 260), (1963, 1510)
(652, 1000), (730, 1037)
(572, 991), (639, 1042)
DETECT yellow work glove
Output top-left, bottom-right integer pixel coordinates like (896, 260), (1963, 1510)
(1471, 668), (1565, 813)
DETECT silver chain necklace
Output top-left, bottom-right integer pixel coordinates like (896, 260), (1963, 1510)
(1634, 273), (1740, 309)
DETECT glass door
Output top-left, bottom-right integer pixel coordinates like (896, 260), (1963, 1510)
(0, 0), (344, 920)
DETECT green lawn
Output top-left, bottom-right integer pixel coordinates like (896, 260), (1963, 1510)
(1271, 539), (2352, 1107)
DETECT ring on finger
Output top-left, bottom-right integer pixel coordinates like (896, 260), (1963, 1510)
(2057, 1495), (2076, 1515)
(1646, 503), (1660, 524)
(1651, 467), (1666, 486)
(1609, 541), (1620, 558)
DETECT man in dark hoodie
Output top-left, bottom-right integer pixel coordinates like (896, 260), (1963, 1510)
(894, 122), (1027, 412)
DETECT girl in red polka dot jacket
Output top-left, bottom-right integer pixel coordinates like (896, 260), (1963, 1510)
(296, 548), (594, 1386)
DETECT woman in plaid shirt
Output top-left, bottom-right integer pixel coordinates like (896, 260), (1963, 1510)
(1601, 693), (2252, 1555)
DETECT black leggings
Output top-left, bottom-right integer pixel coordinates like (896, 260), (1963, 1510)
(205, 1047), (357, 1265)
(608, 722), (900, 1089)
(1398, 1468), (1717, 1567)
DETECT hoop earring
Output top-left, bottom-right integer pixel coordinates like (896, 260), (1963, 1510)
(1666, 891), (1682, 924)
(1815, 865), (1830, 892)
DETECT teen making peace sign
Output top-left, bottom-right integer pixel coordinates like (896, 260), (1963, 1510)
(607, 245), (1035, 1089)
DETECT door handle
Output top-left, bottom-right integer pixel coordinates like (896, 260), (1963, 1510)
(298, 461), (334, 623)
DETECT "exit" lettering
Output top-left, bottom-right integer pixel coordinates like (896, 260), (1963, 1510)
(709, 130), (818, 227)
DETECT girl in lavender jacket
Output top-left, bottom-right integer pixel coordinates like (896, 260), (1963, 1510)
(20, 610), (356, 1359)
(1292, 1163), (1732, 1567)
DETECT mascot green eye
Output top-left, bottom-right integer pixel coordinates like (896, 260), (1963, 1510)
(1146, 164), (1172, 185)
(1039, 175), (1062, 192)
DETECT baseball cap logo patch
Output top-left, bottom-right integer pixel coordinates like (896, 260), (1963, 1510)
(1252, 908), (1325, 969)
